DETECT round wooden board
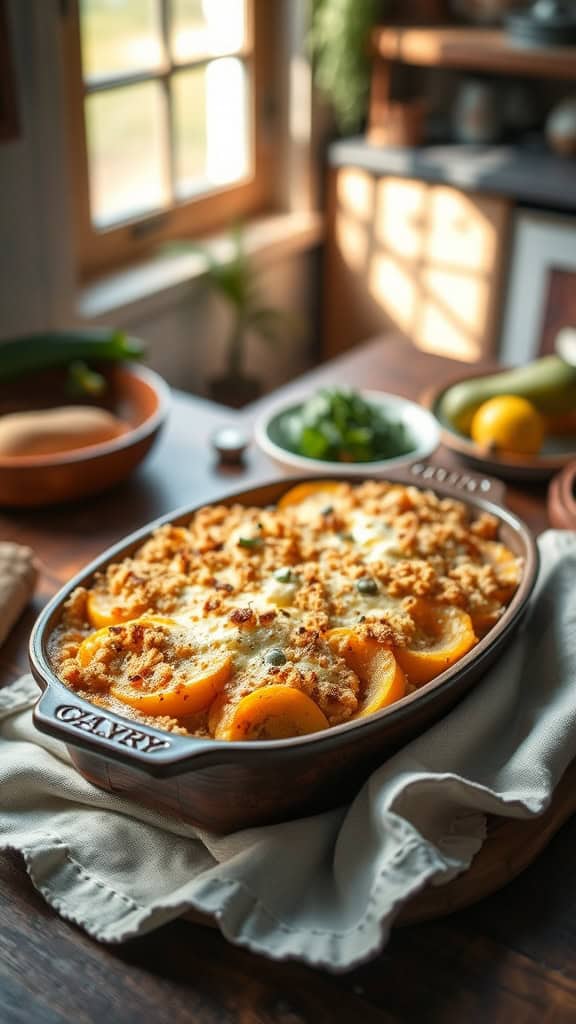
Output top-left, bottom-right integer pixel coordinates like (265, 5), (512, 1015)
(184, 759), (576, 933)
(399, 758), (576, 924)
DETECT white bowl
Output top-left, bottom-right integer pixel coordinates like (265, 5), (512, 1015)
(254, 389), (440, 475)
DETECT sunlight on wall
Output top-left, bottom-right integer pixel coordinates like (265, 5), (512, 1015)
(337, 168), (375, 223)
(417, 304), (482, 361)
(335, 168), (497, 363)
(417, 266), (485, 361)
(423, 268), (485, 332)
(337, 213), (370, 272)
(369, 255), (416, 333)
(374, 178), (425, 262)
(426, 188), (496, 272)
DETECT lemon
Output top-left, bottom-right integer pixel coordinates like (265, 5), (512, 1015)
(470, 395), (544, 455)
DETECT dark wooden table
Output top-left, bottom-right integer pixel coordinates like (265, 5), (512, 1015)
(2, 337), (574, 1024)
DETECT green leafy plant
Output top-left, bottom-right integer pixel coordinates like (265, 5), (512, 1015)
(165, 225), (293, 404)
(197, 225), (292, 379)
(310, 0), (385, 133)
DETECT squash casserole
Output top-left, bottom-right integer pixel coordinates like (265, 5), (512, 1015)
(49, 480), (523, 742)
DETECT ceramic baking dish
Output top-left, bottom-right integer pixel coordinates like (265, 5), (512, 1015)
(30, 463), (539, 833)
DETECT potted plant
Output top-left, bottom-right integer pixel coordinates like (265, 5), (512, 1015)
(187, 225), (294, 408)
(310, 0), (385, 134)
(310, 0), (449, 137)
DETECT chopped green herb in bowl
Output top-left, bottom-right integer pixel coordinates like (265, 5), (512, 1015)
(255, 388), (440, 474)
(282, 389), (414, 463)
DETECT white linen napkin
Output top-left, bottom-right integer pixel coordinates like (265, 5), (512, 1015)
(1, 530), (575, 972)
(0, 542), (37, 646)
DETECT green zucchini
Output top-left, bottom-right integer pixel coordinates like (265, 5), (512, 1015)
(0, 329), (145, 381)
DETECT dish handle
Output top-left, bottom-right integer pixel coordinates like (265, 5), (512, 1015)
(391, 461), (508, 507)
(32, 680), (223, 777)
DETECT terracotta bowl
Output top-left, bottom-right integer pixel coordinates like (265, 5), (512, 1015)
(0, 362), (170, 506)
(30, 463), (538, 834)
(548, 460), (576, 530)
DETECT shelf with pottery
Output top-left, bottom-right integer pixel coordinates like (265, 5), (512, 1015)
(367, 25), (576, 152)
(323, 22), (576, 362)
(371, 26), (576, 79)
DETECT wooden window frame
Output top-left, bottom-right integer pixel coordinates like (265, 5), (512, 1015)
(61, 0), (278, 280)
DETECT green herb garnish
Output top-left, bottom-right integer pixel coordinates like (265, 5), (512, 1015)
(238, 536), (263, 549)
(282, 388), (414, 463)
(274, 567), (294, 583)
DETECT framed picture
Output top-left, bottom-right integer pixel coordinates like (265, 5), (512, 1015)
(0, 0), (19, 143)
(499, 212), (576, 365)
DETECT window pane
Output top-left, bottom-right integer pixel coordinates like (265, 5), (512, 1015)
(173, 69), (207, 196)
(80, 0), (163, 80)
(170, 0), (246, 63)
(173, 58), (249, 199)
(206, 58), (249, 185)
(86, 82), (169, 227)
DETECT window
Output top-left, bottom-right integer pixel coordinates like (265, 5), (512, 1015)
(62, 0), (278, 278)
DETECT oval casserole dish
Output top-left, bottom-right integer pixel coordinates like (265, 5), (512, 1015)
(30, 465), (538, 833)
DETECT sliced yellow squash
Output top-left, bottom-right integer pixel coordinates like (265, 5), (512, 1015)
(211, 684), (329, 741)
(395, 601), (477, 685)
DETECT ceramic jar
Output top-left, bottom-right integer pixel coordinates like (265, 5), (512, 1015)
(546, 97), (576, 157)
(453, 78), (501, 144)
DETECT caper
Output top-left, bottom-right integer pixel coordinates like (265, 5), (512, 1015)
(356, 577), (378, 595)
(274, 567), (293, 583)
(320, 504), (334, 516)
(265, 648), (287, 667)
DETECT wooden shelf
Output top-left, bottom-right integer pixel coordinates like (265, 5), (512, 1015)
(371, 26), (576, 80)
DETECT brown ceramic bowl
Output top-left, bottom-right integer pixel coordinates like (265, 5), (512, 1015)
(0, 362), (169, 506)
(30, 463), (538, 833)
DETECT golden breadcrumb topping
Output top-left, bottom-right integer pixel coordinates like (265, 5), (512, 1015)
(49, 480), (523, 740)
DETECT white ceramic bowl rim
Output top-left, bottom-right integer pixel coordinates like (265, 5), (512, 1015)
(254, 389), (440, 474)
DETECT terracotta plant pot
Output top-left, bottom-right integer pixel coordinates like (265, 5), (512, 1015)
(368, 98), (426, 147)
(209, 373), (262, 409)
